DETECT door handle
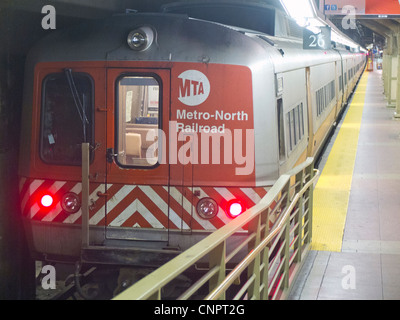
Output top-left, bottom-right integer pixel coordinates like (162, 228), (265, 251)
(97, 191), (109, 197)
(107, 148), (117, 163)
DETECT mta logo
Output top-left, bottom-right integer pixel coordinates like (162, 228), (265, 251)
(178, 70), (210, 106)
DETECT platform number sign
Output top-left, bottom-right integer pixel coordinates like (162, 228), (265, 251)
(303, 26), (331, 50)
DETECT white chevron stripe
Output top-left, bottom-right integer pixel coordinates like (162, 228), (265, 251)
(89, 184), (133, 225)
(240, 188), (262, 204)
(149, 186), (189, 229)
(48, 181), (66, 194)
(107, 185), (136, 211)
(41, 203), (63, 222)
(214, 187), (235, 201)
(29, 203), (40, 219)
(70, 183), (82, 194)
(21, 179), (45, 214)
(139, 186), (169, 214)
(63, 209), (82, 224)
(109, 199), (165, 228)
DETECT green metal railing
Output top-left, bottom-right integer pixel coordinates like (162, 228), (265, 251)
(114, 157), (318, 300)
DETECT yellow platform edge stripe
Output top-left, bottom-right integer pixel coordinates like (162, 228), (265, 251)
(311, 72), (369, 252)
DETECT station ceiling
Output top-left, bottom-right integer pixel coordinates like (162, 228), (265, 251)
(328, 15), (399, 49)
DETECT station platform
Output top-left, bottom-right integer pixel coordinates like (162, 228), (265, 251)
(289, 67), (400, 300)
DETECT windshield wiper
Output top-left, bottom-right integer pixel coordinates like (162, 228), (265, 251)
(64, 68), (89, 142)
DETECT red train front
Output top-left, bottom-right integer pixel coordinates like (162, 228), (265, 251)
(19, 10), (279, 267)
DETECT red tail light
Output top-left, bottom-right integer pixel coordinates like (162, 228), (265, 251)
(226, 199), (246, 218)
(40, 194), (54, 208)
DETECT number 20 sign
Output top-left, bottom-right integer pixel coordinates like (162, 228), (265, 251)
(303, 26), (331, 50)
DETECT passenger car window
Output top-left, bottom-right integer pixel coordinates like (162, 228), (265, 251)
(116, 76), (160, 168)
(40, 73), (93, 165)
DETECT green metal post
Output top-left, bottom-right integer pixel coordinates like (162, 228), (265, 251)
(283, 216), (290, 291)
(260, 208), (270, 300)
(294, 169), (304, 263)
(247, 215), (261, 299)
(306, 164), (315, 245)
(209, 242), (226, 300)
(282, 181), (291, 291)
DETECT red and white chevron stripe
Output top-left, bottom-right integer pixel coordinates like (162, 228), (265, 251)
(19, 178), (269, 231)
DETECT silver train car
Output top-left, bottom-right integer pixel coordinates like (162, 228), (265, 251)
(19, 1), (365, 272)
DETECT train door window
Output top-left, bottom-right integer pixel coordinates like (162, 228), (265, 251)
(291, 109), (297, 146)
(287, 110), (294, 152)
(115, 75), (161, 168)
(316, 87), (323, 116)
(316, 80), (335, 118)
(40, 72), (94, 165)
(277, 98), (286, 162)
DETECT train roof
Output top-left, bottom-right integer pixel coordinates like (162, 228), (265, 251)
(161, 1), (302, 39)
(25, 2), (362, 71)
(26, 12), (278, 66)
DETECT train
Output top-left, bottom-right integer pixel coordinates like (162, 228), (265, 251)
(18, 1), (365, 293)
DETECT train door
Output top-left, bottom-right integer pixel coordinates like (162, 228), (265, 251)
(104, 68), (191, 243)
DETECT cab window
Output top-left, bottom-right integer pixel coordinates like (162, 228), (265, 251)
(115, 75), (161, 168)
(40, 72), (94, 165)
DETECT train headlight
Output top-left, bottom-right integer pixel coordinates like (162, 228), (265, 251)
(196, 198), (218, 220)
(127, 26), (154, 51)
(61, 192), (81, 214)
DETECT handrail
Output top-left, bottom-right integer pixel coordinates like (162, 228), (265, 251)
(205, 171), (318, 300)
(114, 157), (318, 300)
